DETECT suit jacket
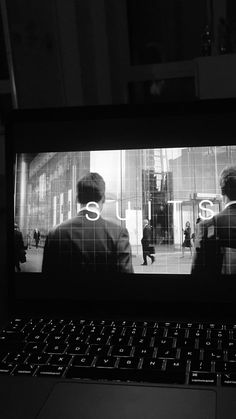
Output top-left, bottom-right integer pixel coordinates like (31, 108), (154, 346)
(42, 210), (134, 276)
(191, 203), (236, 275)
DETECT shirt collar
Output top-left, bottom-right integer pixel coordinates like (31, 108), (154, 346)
(224, 200), (236, 209)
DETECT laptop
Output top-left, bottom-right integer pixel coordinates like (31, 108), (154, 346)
(1, 99), (236, 418)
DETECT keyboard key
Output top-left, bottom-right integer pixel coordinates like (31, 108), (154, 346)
(175, 338), (196, 349)
(108, 336), (130, 346)
(87, 335), (109, 345)
(36, 365), (66, 377)
(62, 324), (83, 334)
(215, 361), (236, 373)
(50, 354), (72, 366)
(110, 346), (133, 357)
(0, 362), (15, 374)
(90, 319), (113, 327)
(123, 327), (144, 338)
(142, 358), (163, 371)
(156, 348), (178, 359)
(45, 334), (68, 344)
(131, 336), (152, 347)
(0, 342), (26, 356)
(14, 363), (37, 376)
(45, 343), (68, 354)
(27, 353), (50, 365)
(66, 365), (186, 384)
(4, 351), (28, 364)
(24, 342), (46, 353)
(204, 323), (224, 330)
(221, 340), (236, 350)
(103, 326), (123, 336)
(65, 366), (118, 380)
(226, 324), (236, 330)
(95, 357), (117, 368)
(72, 356), (94, 367)
(189, 372), (217, 385)
(0, 332), (25, 342)
(42, 324), (64, 334)
(188, 330), (207, 340)
(203, 350), (224, 362)
(118, 357), (140, 369)
(165, 360), (187, 373)
(146, 328), (165, 338)
(227, 350), (236, 362)
(154, 338), (175, 350)
(87, 345), (110, 357)
(180, 323), (201, 329)
(222, 373), (236, 386)
(179, 349), (201, 362)
(115, 320), (135, 327)
(66, 335), (88, 345)
(26, 332), (49, 343)
(210, 330), (229, 339)
(66, 344), (89, 355)
(166, 329), (187, 339)
(133, 347), (155, 358)
(198, 339), (220, 350)
(190, 360), (212, 372)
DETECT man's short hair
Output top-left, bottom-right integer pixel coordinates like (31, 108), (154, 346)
(219, 165), (236, 200)
(77, 172), (105, 204)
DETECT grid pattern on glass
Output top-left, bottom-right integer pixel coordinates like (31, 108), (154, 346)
(14, 146), (236, 274)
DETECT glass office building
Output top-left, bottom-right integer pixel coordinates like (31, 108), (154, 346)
(15, 146), (236, 253)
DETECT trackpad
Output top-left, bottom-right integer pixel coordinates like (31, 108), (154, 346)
(37, 382), (216, 419)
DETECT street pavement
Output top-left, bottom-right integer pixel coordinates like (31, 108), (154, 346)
(132, 249), (192, 274)
(20, 245), (193, 275)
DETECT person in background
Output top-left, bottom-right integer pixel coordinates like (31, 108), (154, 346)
(181, 221), (192, 257)
(42, 172), (134, 276)
(14, 223), (26, 272)
(141, 219), (155, 265)
(192, 217), (201, 247)
(26, 229), (32, 249)
(191, 165), (236, 275)
(33, 228), (40, 249)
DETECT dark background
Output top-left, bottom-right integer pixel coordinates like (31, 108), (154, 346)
(0, 0), (236, 319)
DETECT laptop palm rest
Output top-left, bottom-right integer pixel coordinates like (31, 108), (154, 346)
(37, 382), (216, 419)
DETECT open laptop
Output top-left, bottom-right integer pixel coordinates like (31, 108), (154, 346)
(1, 99), (236, 418)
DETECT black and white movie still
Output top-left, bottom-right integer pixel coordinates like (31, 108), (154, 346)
(14, 146), (236, 275)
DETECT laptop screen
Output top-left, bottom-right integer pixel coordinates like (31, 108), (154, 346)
(6, 100), (236, 305)
(14, 145), (236, 275)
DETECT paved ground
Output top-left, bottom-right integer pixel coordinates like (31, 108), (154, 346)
(133, 246), (192, 274)
(20, 245), (193, 275)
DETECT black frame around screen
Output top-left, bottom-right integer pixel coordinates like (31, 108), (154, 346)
(5, 99), (236, 314)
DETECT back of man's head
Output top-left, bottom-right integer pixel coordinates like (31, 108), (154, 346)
(77, 172), (105, 205)
(219, 165), (236, 201)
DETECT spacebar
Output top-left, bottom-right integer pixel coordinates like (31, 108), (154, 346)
(66, 367), (186, 384)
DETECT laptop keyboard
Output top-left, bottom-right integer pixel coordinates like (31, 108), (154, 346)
(1, 317), (236, 386)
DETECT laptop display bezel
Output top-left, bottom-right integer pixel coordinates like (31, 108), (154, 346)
(5, 99), (236, 313)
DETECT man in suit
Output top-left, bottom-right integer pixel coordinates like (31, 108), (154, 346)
(141, 219), (155, 265)
(42, 172), (133, 276)
(33, 228), (40, 249)
(191, 165), (236, 275)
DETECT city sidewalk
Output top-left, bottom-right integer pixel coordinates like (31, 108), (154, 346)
(132, 248), (192, 274)
(20, 247), (43, 272)
(20, 244), (193, 275)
